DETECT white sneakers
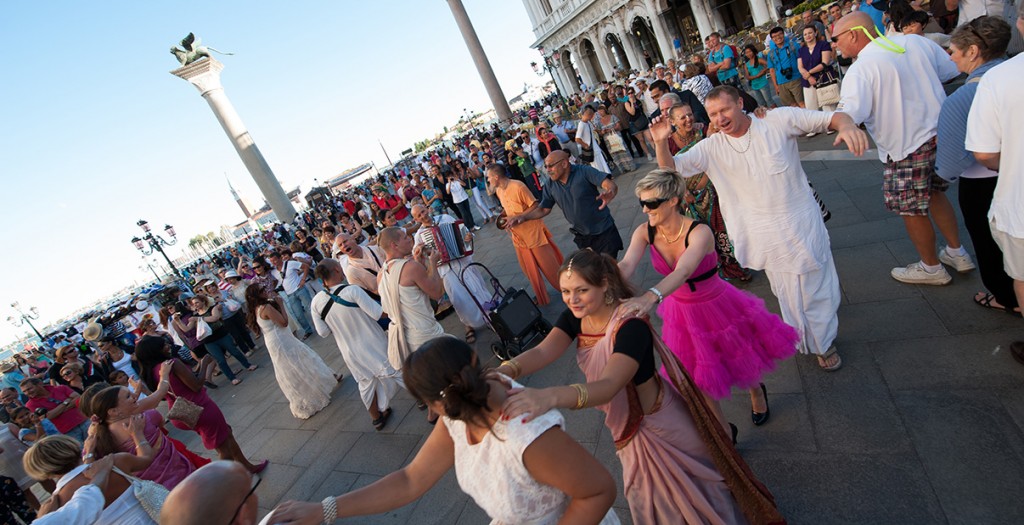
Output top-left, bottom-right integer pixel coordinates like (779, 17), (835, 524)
(938, 246), (977, 273)
(891, 262), (953, 285)
(891, 247), (976, 285)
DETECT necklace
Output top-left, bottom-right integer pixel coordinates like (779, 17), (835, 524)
(583, 313), (611, 334)
(723, 127), (753, 153)
(659, 219), (687, 244)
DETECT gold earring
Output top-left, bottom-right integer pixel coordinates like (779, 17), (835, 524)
(604, 291), (614, 305)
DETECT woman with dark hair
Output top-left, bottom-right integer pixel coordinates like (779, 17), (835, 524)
(741, 44), (775, 109)
(244, 284), (338, 420)
(266, 336), (620, 524)
(134, 336), (267, 474)
(81, 379), (198, 490)
(495, 249), (784, 524)
(937, 16), (1017, 316)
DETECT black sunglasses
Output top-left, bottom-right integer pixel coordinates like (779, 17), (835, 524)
(229, 475), (262, 523)
(639, 197), (670, 210)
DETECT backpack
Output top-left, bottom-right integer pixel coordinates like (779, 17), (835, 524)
(728, 45), (742, 70)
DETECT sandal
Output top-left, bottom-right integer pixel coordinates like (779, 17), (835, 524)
(817, 346), (843, 372)
(231, 378), (243, 386)
(974, 292), (1020, 314)
(372, 408), (393, 431)
(247, 365), (259, 372)
(204, 381), (219, 389)
(465, 328), (477, 344)
(334, 373), (345, 383)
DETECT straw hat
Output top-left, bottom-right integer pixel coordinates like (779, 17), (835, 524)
(82, 322), (104, 342)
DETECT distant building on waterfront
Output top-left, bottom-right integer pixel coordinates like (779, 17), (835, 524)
(521, 0), (781, 93)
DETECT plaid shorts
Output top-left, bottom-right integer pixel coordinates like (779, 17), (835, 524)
(882, 137), (948, 216)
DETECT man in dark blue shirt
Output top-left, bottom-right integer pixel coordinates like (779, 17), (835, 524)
(507, 150), (622, 257)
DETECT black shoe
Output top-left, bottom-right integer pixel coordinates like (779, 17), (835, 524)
(416, 401), (427, 411)
(751, 383), (770, 426)
(729, 423), (738, 445)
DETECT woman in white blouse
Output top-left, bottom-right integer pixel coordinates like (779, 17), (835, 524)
(266, 336), (619, 525)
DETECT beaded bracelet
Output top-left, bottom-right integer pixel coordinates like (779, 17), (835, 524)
(321, 496), (337, 524)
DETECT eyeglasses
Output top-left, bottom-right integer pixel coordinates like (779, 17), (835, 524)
(544, 158), (568, 170)
(832, 25), (906, 54)
(229, 475), (262, 523)
(639, 197), (670, 210)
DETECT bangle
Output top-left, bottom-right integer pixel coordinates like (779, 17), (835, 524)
(647, 287), (664, 304)
(136, 439), (150, 447)
(501, 359), (522, 380)
(570, 383), (589, 410)
(321, 496), (338, 523)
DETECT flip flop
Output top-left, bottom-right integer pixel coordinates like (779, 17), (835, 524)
(372, 408), (393, 431)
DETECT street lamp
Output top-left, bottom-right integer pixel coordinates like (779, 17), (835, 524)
(532, 49), (568, 113)
(7, 301), (43, 341)
(131, 219), (181, 278)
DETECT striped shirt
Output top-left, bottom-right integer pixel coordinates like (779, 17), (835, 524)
(935, 58), (1004, 181)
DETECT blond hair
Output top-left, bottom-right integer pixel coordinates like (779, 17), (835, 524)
(23, 435), (83, 480)
(634, 168), (686, 204)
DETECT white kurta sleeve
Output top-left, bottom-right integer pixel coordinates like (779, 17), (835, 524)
(771, 107), (834, 135)
(672, 140), (711, 177)
(310, 294), (333, 337)
(344, 285), (384, 320)
(965, 76), (1001, 154)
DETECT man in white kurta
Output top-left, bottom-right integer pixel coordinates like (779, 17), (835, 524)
(409, 205), (491, 339)
(311, 259), (403, 428)
(653, 86), (869, 370)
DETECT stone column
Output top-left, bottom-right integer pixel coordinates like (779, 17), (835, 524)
(642, 0), (676, 62)
(612, 11), (643, 71)
(171, 58), (296, 223)
(690, 0), (715, 40)
(590, 29), (617, 80)
(749, 0), (773, 26)
(447, 0), (512, 122)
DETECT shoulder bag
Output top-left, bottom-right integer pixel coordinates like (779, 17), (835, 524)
(166, 392), (204, 428)
(814, 65), (841, 107)
(578, 122), (595, 163)
(112, 466), (169, 522)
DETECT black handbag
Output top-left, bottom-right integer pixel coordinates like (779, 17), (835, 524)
(579, 122), (596, 163)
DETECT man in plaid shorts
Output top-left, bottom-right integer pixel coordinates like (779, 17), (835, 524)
(834, 12), (976, 285)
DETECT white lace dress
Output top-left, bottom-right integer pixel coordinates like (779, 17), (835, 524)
(257, 311), (337, 419)
(445, 407), (620, 525)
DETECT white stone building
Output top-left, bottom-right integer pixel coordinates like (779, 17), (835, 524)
(522, 0), (783, 93)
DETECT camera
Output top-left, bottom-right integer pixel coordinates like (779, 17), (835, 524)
(781, 67), (793, 79)
(34, 408), (47, 417)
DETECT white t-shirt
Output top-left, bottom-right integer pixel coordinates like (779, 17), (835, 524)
(447, 180), (470, 203)
(837, 34), (959, 163)
(956, 0), (1008, 27)
(271, 259), (306, 295)
(965, 53), (1024, 237)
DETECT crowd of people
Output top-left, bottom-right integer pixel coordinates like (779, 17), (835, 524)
(0, 2), (1020, 523)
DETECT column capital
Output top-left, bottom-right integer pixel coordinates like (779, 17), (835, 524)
(170, 57), (225, 96)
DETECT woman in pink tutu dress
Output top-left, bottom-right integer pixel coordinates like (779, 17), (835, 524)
(619, 168), (799, 431)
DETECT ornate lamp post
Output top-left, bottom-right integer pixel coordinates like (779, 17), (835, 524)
(532, 51), (569, 113)
(139, 257), (161, 281)
(131, 220), (181, 278)
(7, 302), (43, 341)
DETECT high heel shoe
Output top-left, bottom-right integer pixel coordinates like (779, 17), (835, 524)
(729, 423), (738, 445)
(751, 383), (770, 426)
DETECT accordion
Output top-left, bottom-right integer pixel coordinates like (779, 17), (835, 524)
(423, 221), (474, 264)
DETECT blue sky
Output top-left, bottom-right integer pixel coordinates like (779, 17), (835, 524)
(0, 1), (543, 345)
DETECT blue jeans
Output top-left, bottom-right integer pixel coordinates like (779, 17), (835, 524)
(205, 334), (252, 381)
(284, 286), (315, 335)
(748, 85), (776, 108)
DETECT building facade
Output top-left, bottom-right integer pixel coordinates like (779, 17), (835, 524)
(523, 0), (781, 93)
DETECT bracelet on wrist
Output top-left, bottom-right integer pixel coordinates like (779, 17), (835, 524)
(647, 287), (664, 304)
(569, 383), (589, 410)
(500, 359), (522, 380)
(321, 496), (338, 523)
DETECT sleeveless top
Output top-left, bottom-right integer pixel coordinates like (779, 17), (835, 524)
(646, 221), (718, 292)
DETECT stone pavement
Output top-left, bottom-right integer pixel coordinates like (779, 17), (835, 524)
(170, 138), (1024, 524)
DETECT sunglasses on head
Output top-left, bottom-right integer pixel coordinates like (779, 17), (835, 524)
(639, 197), (670, 210)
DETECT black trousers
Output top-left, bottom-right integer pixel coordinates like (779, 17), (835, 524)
(959, 177), (1019, 310)
(572, 225), (623, 259)
(453, 200), (476, 229)
(224, 312), (256, 352)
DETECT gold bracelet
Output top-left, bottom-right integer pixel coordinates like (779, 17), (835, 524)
(570, 383), (588, 410)
(501, 360), (522, 379)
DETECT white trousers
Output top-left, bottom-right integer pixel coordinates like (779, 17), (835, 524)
(471, 189), (495, 220)
(438, 256), (491, 329)
(764, 253), (840, 356)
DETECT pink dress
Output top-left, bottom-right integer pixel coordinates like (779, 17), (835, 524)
(157, 361), (232, 450)
(650, 223), (798, 399)
(576, 306), (784, 524)
(117, 409), (195, 489)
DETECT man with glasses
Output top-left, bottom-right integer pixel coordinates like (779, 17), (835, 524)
(508, 150), (622, 257)
(161, 461), (261, 525)
(549, 112), (578, 157)
(21, 377), (89, 441)
(765, 27), (806, 108)
(833, 11), (972, 286)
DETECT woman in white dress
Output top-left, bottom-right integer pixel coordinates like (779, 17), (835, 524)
(266, 337), (620, 525)
(245, 285), (340, 420)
